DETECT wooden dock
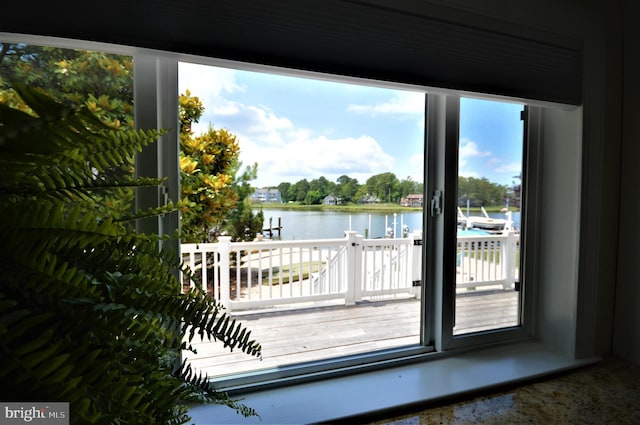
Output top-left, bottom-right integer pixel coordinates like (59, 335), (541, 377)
(185, 289), (519, 378)
(261, 216), (282, 238)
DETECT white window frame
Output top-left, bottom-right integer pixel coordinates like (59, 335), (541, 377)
(432, 95), (538, 351)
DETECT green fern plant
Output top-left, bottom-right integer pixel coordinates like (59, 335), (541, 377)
(0, 85), (261, 424)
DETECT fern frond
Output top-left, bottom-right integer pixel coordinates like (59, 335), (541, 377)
(83, 128), (169, 173)
(172, 359), (259, 418)
(0, 85), (261, 424)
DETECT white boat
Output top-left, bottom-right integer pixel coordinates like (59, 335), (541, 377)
(458, 206), (509, 232)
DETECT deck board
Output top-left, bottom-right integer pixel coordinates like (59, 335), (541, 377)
(185, 290), (519, 377)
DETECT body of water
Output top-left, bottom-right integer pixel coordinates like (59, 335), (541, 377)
(258, 208), (520, 241)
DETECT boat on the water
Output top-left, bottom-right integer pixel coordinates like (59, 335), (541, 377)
(458, 206), (510, 233)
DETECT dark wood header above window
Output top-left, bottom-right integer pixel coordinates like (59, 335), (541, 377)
(1, 0), (582, 104)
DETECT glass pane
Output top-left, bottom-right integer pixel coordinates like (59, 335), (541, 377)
(454, 98), (524, 335)
(178, 62), (426, 377)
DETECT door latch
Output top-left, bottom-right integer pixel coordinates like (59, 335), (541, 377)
(430, 190), (442, 217)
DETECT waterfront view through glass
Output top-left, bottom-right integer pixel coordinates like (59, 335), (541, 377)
(454, 98), (524, 335)
(178, 58), (529, 378)
(178, 58), (527, 378)
(179, 62), (426, 377)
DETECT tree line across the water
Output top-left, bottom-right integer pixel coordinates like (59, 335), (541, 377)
(275, 173), (421, 205)
(270, 174), (519, 208)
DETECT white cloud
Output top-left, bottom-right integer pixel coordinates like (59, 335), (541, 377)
(458, 138), (492, 179)
(179, 63), (246, 123)
(210, 103), (240, 116)
(494, 162), (522, 174)
(241, 134), (395, 186)
(186, 93), (394, 185)
(459, 138), (491, 159)
(408, 153), (423, 166)
(179, 63), (244, 98)
(193, 102), (296, 148)
(403, 153), (425, 182)
(459, 170), (481, 179)
(244, 105), (294, 136)
(347, 92), (424, 116)
(457, 139), (520, 184)
(180, 65), (409, 186)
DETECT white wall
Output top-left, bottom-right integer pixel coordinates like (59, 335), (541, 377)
(536, 107), (583, 358)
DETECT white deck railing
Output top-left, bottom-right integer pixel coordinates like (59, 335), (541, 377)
(181, 230), (518, 312)
(456, 232), (518, 290)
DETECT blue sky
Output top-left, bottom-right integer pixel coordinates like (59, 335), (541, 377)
(459, 98), (524, 186)
(179, 62), (523, 188)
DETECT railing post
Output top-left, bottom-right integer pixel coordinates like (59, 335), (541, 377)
(502, 231), (517, 290)
(354, 233), (363, 302)
(201, 248), (208, 295)
(410, 230), (423, 298)
(344, 231), (361, 304)
(218, 236), (232, 310)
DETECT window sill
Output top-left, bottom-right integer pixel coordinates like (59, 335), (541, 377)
(188, 340), (599, 424)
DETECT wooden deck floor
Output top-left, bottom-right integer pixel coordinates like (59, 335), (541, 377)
(185, 290), (519, 378)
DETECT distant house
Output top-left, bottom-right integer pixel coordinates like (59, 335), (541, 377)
(322, 195), (341, 205)
(400, 194), (423, 207)
(250, 188), (282, 203)
(360, 194), (380, 204)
